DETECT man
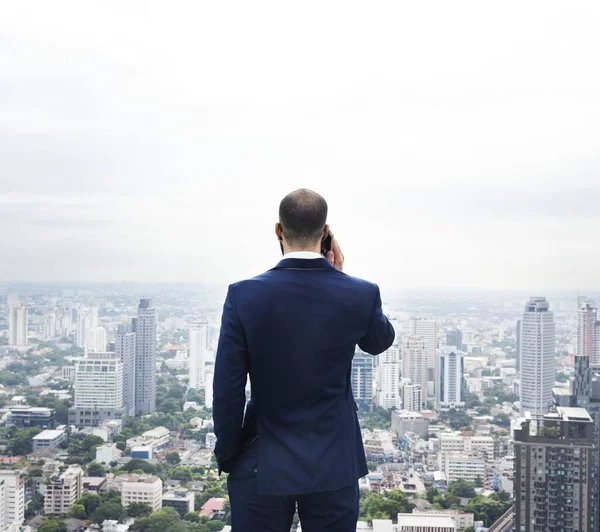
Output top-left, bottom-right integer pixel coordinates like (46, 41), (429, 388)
(213, 189), (395, 531)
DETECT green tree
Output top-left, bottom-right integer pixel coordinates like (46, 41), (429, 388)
(448, 479), (476, 498)
(474, 476), (484, 488)
(367, 461), (378, 472)
(426, 487), (440, 504)
(439, 409), (473, 431)
(166, 452), (181, 465)
(359, 490), (414, 523)
(206, 520), (225, 531)
(7, 427), (42, 455)
(492, 413), (511, 428)
(75, 493), (102, 517)
(37, 519), (67, 532)
(121, 459), (157, 474)
(93, 501), (126, 524)
(127, 503), (153, 518)
(69, 504), (87, 519)
(132, 507), (187, 532)
(169, 466), (193, 483)
(87, 462), (107, 477)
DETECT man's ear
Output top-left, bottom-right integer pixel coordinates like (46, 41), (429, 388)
(322, 224), (330, 240)
(275, 222), (283, 241)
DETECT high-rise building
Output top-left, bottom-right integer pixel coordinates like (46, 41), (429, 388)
(88, 306), (99, 328)
(445, 328), (463, 351)
(578, 299), (600, 366)
(44, 308), (58, 339)
(8, 303), (28, 346)
(377, 345), (401, 409)
(514, 407), (594, 531)
(401, 384), (422, 412)
(520, 297), (556, 416)
(204, 366), (214, 410)
(516, 319), (522, 373)
(401, 336), (427, 410)
(86, 326), (107, 354)
(0, 470), (24, 529)
(69, 352), (126, 427)
(76, 309), (90, 348)
(409, 318), (438, 392)
(189, 323), (209, 389)
(135, 299), (157, 416)
(44, 465), (83, 516)
(122, 474), (163, 512)
(116, 324), (136, 417)
(351, 350), (374, 410)
(571, 355), (600, 532)
(437, 348), (465, 411)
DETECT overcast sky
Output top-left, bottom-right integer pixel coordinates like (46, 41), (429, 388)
(1, 2), (600, 291)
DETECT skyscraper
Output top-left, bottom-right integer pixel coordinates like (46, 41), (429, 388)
(135, 299), (157, 415)
(401, 336), (427, 411)
(69, 352), (126, 427)
(8, 303), (28, 346)
(445, 328), (463, 351)
(86, 326), (107, 354)
(436, 347), (465, 411)
(408, 318), (438, 393)
(516, 319), (522, 373)
(351, 350), (374, 410)
(189, 323), (209, 390)
(514, 407), (594, 531)
(520, 297), (556, 416)
(377, 345), (401, 409)
(116, 324), (136, 417)
(76, 309), (90, 348)
(0, 471), (24, 530)
(578, 299), (600, 366)
(401, 384), (422, 412)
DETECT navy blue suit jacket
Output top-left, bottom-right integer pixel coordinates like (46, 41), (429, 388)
(213, 257), (395, 496)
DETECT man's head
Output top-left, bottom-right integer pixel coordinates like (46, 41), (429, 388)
(275, 189), (329, 252)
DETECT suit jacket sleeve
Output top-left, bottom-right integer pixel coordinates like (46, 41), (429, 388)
(213, 284), (249, 473)
(358, 284), (395, 355)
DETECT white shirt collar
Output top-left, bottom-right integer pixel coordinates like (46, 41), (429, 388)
(283, 251), (322, 259)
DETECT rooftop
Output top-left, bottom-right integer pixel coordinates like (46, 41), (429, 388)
(33, 429), (65, 440)
(124, 474), (161, 484)
(397, 514), (455, 527)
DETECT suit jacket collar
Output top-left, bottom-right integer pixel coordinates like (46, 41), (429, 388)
(271, 257), (335, 271)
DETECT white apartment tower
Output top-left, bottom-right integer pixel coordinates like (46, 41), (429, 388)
(69, 352), (126, 427)
(76, 309), (90, 348)
(577, 299), (600, 366)
(86, 326), (107, 354)
(205, 366), (214, 409)
(8, 303), (28, 346)
(189, 323), (209, 389)
(520, 297), (556, 416)
(122, 475), (163, 512)
(401, 384), (423, 412)
(437, 347), (465, 411)
(377, 345), (401, 409)
(409, 318), (438, 393)
(401, 336), (427, 410)
(116, 324), (136, 417)
(44, 465), (83, 516)
(135, 299), (157, 415)
(0, 471), (25, 530)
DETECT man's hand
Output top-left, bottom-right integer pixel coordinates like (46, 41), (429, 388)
(326, 234), (344, 272)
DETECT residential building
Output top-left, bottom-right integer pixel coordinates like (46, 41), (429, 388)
(61, 366), (76, 381)
(437, 434), (494, 468)
(83, 477), (107, 494)
(69, 352), (126, 427)
(205, 366), (214, 409)
(401, 384), (422, 412)
(0, 471), (24, 530)
(411, 509), (473, 530)
(86, 326), (107, 354)
(96, 443), (121, 465)
(520, 297), (556, 416)
(44, 465), (84, 516)
(199, 497), (226, 520)
(408, 318), (438, 392)
(5, 406), (55, 429)
(121, 475), (163, 512)
(578, 299), (600, 366)
(514, 407), (594, 531)
(351, 351), (374, 410)
(377, 346), (401, 409)
(162, 489), (194, 518)
(115, 324), (136, 417)
(391, 410), (429, 439)
(32, 429), (66, 452)
(436, 348), (465, 411)
(8, 303), (28, 346)
(76, 309), (91, 348)
(445, 329), (463, 351)
(444, 454), (486, 484)
(135, 299), (157, 415)
(205, 432), (217, 451)
(0, 479), (4, 532)
(189, 323), (209, 389)
(516, 319), (522, 373)
(126, 426), (170, 453)
(396, 514), (457, 532)
(401, 336), (427, 410)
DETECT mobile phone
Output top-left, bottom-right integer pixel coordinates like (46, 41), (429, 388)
(321, 232), (333, 256)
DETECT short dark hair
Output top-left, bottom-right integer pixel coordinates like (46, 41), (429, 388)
(279, 189), (328, 245)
